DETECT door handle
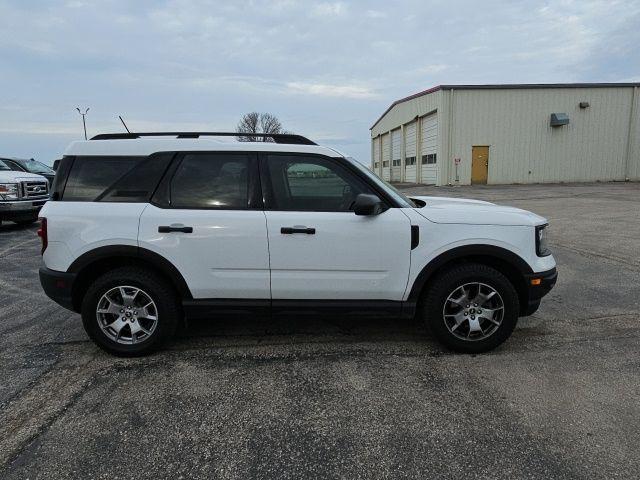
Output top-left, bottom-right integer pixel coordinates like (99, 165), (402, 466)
(281, 226), (316, 235)
(158, 224), (193, 233)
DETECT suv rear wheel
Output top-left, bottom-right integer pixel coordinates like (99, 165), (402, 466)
(422, 263), (519, 353)
(81, 267), (180, 356)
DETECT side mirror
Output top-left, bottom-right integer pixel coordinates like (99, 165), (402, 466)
(52, 159), (60, 171)
(353, 194), (385, 216)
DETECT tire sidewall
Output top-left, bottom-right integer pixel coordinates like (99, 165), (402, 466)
(81, 268), (178, 356)
(423, 264), (519, 353)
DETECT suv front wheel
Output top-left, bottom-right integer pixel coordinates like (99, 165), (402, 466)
(81, 267), (180, 356)
(422, 263), (519, 353)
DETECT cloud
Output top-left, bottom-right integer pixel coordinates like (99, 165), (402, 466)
(286, 82), (378, 99)
(365, 10), (386, 19)
(0, 0), (638, 166)
(414, 64), (449, 75)
(310, 2), (347, 17)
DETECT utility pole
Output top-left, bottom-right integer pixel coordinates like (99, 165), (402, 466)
(76, 107), (90, 140)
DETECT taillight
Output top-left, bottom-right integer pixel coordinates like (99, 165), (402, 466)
(37, 217), (48, 255)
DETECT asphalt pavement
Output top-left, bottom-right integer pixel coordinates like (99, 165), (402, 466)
(1, 182), (639, 479)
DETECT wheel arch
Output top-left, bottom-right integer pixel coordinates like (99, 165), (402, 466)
(68, 246), (192, 312)
(407, 244), (532, 315)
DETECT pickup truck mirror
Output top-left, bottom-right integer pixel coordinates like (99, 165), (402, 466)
(52, 159), (60, 171)
(353, 194), (385, 216)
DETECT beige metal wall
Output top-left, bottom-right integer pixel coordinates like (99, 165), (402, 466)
(381, 133), (390, 181)
(371, 91), (441, 138)
(391, 128), (402, 181)
(371, 90), (442, 180)
(447, 87), (640, 184)
(371, 85), (640, 185)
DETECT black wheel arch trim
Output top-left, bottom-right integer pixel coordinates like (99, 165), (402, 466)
(67, 245), (192, 299)
(407, 244), (533, 303)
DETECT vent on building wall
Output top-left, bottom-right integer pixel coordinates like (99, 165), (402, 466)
(579, 101), (590, 109)
(550, 113), (570, 127)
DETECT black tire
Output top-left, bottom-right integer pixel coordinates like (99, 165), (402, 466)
(421, 263), (519, 353)
(81, 267), (180, 356)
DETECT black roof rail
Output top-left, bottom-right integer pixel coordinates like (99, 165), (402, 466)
(90, 132), (317, 145)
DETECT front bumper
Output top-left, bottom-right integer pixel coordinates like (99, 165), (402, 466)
(0, 199), (47, 219)
(39, 266), (77, 311)
(521, 267), (558, 316)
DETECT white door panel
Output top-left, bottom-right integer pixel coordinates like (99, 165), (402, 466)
(138, 205), (270, 298)
(265, 209), (411, 300)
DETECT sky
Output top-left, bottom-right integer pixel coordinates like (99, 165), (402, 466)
(1, 0), (639, 166)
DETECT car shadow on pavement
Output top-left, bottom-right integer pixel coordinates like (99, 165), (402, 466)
(172, 314), (431, 348)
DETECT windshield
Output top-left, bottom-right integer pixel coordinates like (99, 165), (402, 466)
(344, 157), (414, 207)
(0, 159), (13, 171)
(15, 159), (54, 175)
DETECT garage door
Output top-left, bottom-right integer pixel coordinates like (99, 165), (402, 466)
(381, 133), (390, 181)
(391, 128), (401, 182)
(404, 121), (417, 183)
(372, 137), (381, 175)
(420, 113), (438, 185)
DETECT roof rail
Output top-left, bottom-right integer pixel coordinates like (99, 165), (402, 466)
(90, 132), (317, 145)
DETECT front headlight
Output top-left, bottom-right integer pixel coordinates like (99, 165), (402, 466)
(536, 224), (551, 257)
(0, 183), (19, 200)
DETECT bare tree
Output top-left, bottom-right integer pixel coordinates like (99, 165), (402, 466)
(237, 112), (287, 141)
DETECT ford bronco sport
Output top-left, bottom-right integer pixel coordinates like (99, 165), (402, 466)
(38, 132), (557, 356)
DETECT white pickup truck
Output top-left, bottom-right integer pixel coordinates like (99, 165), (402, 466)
(0, 158), (49, 226)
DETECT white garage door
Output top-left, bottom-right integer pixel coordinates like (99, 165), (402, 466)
(404, 121), (417, 183)
(420, 113), (438, 185)
(372, 137), (381, 175)
(381, 133), (390, 181)
(391, 128), (402, 182)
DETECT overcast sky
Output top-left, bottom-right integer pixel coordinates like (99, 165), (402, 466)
(1, 0), (639, 165)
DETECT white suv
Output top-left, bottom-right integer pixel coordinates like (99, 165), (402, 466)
(38, 132), (557, 356)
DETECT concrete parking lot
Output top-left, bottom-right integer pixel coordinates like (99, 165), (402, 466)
(1, 182), (639, 479)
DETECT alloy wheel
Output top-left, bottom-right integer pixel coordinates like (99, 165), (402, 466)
(442, 282), (505, 341)
(96, 286), (158, 344)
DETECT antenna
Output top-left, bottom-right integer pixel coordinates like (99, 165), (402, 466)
(119, 115), (131, 133)
(76, 107), (90, 140)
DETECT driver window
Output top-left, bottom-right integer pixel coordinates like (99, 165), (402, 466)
(265, 155), (370, 211)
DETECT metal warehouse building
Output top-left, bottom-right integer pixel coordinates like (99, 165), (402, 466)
(370, 83), (640, 185)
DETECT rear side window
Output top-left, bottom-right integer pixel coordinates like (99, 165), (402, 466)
(61, 155), (171, 202)
(97, 154), (172, 202)
(63, 156), (143, 201)
(169, 153), (250, 209)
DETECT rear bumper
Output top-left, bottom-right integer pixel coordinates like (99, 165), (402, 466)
(39, 266), (77, 311)
(521, 267), (557, 316)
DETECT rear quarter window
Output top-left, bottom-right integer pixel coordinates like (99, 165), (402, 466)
(61, 154), (172, 202)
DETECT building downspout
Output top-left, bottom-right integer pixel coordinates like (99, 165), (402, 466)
(370, 134), (374, 170)
(624, 86), (638, 181)
(400, 124), (406, 182)
(416, 116), (422, 184)
(447, 89), (455, 185)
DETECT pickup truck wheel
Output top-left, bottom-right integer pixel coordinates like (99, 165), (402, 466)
(81, 267), (180, 356)
(422, 264), (519, 353)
